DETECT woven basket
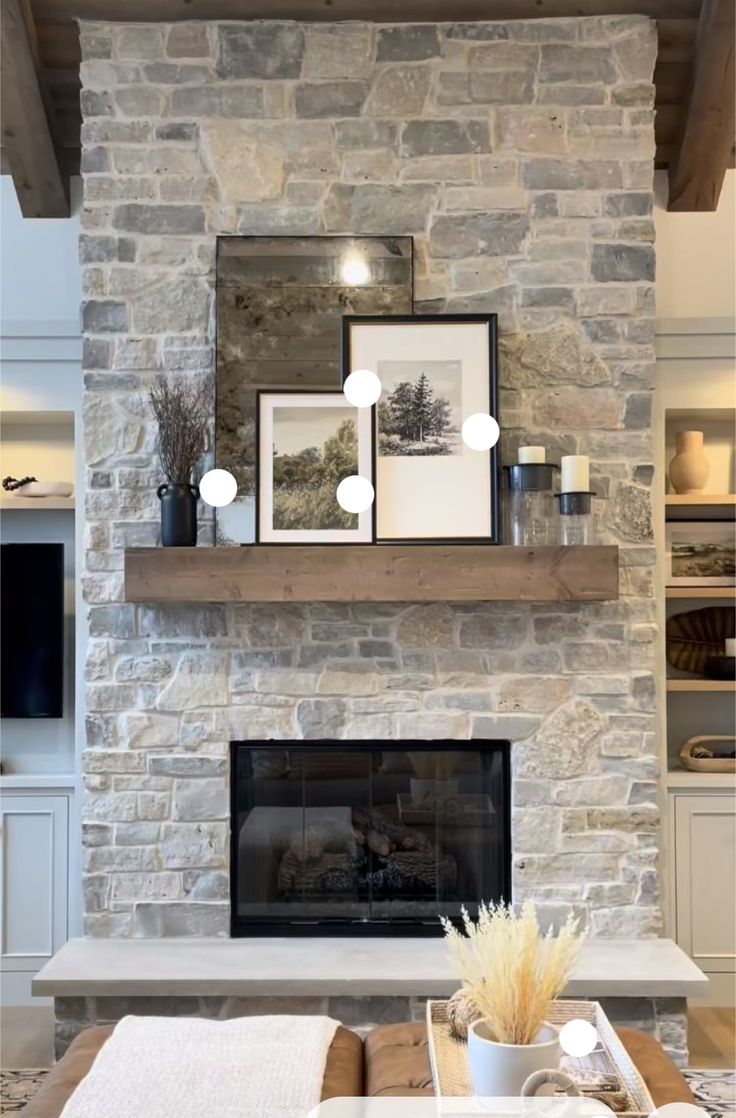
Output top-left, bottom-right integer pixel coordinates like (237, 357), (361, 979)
(426, 999), (655, 1116)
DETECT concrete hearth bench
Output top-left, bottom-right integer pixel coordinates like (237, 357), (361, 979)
(23, 1019), (696, 1117)
(34, 936), (709, 1066)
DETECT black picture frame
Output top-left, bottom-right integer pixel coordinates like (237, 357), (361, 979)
(255, 388), (375, 546)
(341, 314), (500, 545)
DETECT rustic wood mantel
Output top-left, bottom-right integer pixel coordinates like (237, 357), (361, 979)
(123, 545), (619, 603)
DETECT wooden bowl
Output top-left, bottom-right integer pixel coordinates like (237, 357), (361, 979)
(680, 736), (736, 773)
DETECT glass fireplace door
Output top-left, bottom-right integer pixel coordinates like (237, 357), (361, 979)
(231, 743), (510, 935)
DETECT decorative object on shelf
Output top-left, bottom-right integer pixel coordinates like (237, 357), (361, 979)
(2, 477), (73, 498)
(441, 900), (584, 1097)
(666, 521), (736, 586)
(666, 606), (736, 674)
(556, 455), (596, 545)
(150, 376), (207, 548)
(503, 446), (558, 547)
(668, 430), (710, 495)
(256, 390), (373, 544)
(704, 651), (736, 680)
(215, 235), (412, 545)
(680, 735), (736, 773)
(343, 314), (499, 543)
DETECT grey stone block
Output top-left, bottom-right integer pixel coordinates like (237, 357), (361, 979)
(82, 338), (112, 369)
(522, 159), (622, 190)
(591, 243), (654, 282)
(167, 24), (210, 59)
(168, 85), (264, 118)
(156, 123), (199, 142)
(401, 119), (489, 156)
(429, 213), (529, 258)
(296, 698), (347, 738)
(470, 71), (535, 104)
(377, 26), (440, 61)
(217, 24), (304, 79)
(540, 45), (615, 84)
(80, 146), (108, 173)
(113, 204), (205, 235)
(446, 24), (509, 41)
(81, 90), (113, 117)
(82, 300), (128, 333)
(294, 81), (369, 118)
(133, 901), (229, 937)
(604, 192), (652, 217)
(624, 392), (652, 429)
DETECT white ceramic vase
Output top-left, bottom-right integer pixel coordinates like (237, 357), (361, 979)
(668, 431), (710, 495)
(467, 1020), (560, 1098)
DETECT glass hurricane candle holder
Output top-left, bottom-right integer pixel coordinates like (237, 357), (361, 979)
(503, 463), (558, 546)
(556, 491), (596, 546)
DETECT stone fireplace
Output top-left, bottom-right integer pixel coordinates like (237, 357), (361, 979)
(230, 740), (511, 935)
(80, 14), (661, 947)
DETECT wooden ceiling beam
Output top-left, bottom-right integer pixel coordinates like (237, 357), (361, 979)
(1, 0), (69, 217)
(668, 0), (736, 211)
(31, 0), (701, 21)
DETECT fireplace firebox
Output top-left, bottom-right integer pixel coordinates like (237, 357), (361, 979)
(230, 740), (510, 936)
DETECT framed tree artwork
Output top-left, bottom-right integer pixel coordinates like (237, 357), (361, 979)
(342, 314), (500, 543)
(256, 390), (374, 544)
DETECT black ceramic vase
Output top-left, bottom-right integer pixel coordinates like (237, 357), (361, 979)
(157, 482), (199, 547)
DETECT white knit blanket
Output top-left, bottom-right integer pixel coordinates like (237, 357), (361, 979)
(60, 1014), (340, 1118)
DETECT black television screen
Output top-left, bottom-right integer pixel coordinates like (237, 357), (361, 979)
(1, 543), (64, 718)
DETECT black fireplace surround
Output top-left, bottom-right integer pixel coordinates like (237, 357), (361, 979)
(230, 740), (511, 937)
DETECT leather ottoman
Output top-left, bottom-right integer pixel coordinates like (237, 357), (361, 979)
(365, 1022), (696, 1106)
(21, 1023), (363, 1118)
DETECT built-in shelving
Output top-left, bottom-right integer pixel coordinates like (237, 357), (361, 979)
(666, 679), (736, 693)
(666, 768), (736, 791)
(0, 496), (75, 511)
(665, 586), (736, 599)
(665, 494), (736, 506)
(123, 545), (619, 604)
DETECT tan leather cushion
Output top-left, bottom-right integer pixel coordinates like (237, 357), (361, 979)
(23, 1022), (363, 1117)
(365, 1022), (696, 1107)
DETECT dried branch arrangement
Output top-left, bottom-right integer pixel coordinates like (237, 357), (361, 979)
(149, 377), (208, 485)
(441, 900), (586, 1045)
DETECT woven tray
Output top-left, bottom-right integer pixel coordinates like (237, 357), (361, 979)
(426, 999), (656, 1116)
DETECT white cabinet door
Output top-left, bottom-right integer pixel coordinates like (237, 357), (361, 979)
(674, 793), (736, 975)
(0, 793), (69, 976)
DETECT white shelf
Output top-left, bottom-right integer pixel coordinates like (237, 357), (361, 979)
(666, 586), (736, 599)
(0, 496), (75, 511)
(667, 768), (736, 792)
(0, 772), (76, 791)
(665, 494), (736, 506)
(667, 679), (736, 693)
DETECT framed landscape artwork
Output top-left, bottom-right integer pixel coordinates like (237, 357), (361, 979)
(666, 521), (736, 586)
(256, 391), (374, 544)
(342, 314), (499, 543)
(214, 236), (412, 545)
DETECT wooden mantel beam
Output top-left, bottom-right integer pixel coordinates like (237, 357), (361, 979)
(1, 0), (69, 217)
(668, 0), (736, 211)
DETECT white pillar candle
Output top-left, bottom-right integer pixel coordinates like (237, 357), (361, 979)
(518, 446), (546, 464)
(561, 455), (590, 493)
(726, 638), (736, 657)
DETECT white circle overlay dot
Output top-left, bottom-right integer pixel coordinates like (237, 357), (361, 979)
(199, 468), (237, 508)
(559, 1019), (598, 1058)
(343, 369), (382, 409)
(650, 1105), (708, 1118)
(336, 475), (375, 514)
(462, 412), (501, 451)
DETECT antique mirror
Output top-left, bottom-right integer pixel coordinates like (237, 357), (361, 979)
(215, 236), (413, 544)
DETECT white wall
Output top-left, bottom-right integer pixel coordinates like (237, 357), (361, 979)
(0, 174), (84, 946)
(0, 177), (83, 325)
(655, 168), (736, 322)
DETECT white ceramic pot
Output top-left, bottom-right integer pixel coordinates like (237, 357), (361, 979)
(668, 430), (710, 494)
(467, 1019), (560, 1098)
